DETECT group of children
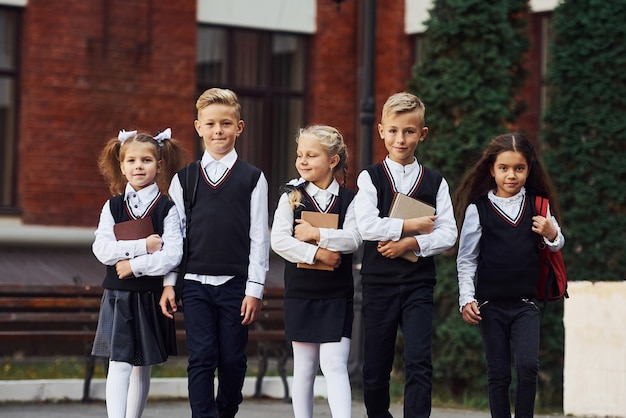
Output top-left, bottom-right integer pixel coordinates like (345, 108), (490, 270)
(91, 87), (565, 418)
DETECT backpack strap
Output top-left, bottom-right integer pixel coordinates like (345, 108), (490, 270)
(183, 160), (200, 226)
(174, 161), (200, 307)
(534, 195), (548, 218)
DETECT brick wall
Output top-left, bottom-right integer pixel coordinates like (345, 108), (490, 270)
(15, 0), (543, 227)
(308, 1), (359, 187)
(18, 0), (197, 226)
(309, 0), (415, 188)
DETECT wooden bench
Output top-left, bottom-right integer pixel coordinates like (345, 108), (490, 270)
(0, 283), (104, 401)
(249, 286), (290, 401)
(0, 283), (290, 401)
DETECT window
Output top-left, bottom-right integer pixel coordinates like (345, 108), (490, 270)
(0, 7), (19, 211)
(197, 26), (307, 208)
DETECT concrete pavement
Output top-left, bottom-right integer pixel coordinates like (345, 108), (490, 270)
(0, 397), (569, 418)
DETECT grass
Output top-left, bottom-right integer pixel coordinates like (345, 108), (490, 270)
(0, 356), (189, 380)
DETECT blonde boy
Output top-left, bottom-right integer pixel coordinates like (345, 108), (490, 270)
(163, 88), (270, 418)
(353, 92), (457, 418)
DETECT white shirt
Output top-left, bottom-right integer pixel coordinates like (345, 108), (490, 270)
(92, 183), (183, 285)
(353, 156), (457, 257)
(270, 178), (362, 265)
(168, 149), (270, 300)
(456, 187), (565, 311)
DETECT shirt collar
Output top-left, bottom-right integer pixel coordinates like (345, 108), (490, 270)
(384, 155), (419, 173)
(124, 182), (159, 202)
(201, 149), (238, 170)
(487, 186), (527, 205)
(304, 178), (340, 197)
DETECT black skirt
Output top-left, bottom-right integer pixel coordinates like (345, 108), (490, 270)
(283, 297), (353, 343)
(91, 289), (177, 365)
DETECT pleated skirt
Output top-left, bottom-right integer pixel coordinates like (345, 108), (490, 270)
(284, 297), (353, 343)
(91, 289), (177, 365)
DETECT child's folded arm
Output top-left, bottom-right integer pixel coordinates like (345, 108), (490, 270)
(354, 170), (403, 242)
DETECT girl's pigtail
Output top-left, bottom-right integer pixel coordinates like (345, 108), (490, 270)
(287, 187), (304, 210)
(156, 135), (187, 194)
(98, 137), (126, 196)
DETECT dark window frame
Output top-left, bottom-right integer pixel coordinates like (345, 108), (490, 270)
(0, 6), (21, 214)
(196, 24), (308, 209)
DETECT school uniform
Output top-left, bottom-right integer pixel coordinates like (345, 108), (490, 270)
(92, 183), (183, 365)
(457, 187), (564, 418)
(168, 149), (269, 418)
(271, 179), (361, 343)
(353, 156), (457, 418)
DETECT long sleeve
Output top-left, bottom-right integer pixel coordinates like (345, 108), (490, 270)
(353, 170), (404, 242)
(92, 200), (148, 265)
(456, 204), (481, 311)
(128, 205), (183, 277)
(414, 178), (458, 257)
(247, 172), (270, 299)
(271, 193), (362, 265)
(543, 203), (565, 251)
(168, 173), (186, 234)
(318, 200), (362, 253)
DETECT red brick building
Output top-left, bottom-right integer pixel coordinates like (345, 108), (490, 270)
(0, 0), (556, 284)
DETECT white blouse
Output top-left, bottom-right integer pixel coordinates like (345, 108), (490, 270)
(270, 178), (362, 265)
(456, 187), (565, 311)
(92, 183), (183, 286)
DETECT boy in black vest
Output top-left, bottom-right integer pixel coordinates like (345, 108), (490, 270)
(353, 92), (457, 418)
(162, 88), (270, 418)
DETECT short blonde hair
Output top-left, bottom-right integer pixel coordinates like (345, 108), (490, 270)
(381, 92), (426, 125)
(196, 88), (241, 119)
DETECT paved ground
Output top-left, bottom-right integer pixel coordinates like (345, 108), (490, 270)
(0, 397), (569, 418)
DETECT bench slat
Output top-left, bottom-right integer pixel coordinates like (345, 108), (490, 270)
(0, 297), (102, 310)
(0, 312), (99, 323)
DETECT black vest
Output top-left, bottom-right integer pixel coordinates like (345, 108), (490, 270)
(283, 185), (355, 299)
(102, 193), (173, 292)
(474, 194), (540, 301)
(360, 162), (442, 285)
(179, 159), (262, 277)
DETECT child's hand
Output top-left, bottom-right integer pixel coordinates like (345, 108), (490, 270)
(240, 296), (262, 325)
(314, 247), (341, 268)
(146, 234), (163, 253)
(461, 301), (482, 325)
(159, 286), (177, 319)
(377, 238), (416, 259)
(294, 219), (320, 243)
(115, 259), (133, 279)
(403, 215), (438, 236)
(531, 215), (558, 242)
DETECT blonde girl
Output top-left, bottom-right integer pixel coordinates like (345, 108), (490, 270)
(271, 125), (362, 418)
(92, 129), (185, 418)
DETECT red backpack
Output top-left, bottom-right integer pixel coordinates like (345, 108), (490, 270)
(535, 196), (569, 303)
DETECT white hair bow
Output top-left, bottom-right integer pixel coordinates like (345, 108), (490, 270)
(153, 128), (171, 147)
(118, 130), (137, 143)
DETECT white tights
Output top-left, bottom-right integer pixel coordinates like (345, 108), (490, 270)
(106, 360), (152, 418)
(291, 337), (352, 418)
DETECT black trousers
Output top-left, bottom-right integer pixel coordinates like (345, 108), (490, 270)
(361, 280), (434, 418)
(183, 278), (248, 418)
(478, 299), (540, 418)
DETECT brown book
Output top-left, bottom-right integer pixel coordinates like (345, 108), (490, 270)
(388, 193), (436, 262)
(296, 211), (339, 271)
(113, 216), (154, 240)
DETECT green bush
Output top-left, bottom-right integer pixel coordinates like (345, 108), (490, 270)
(540, 0), (626, 282)
(406, 0), (569, 409)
